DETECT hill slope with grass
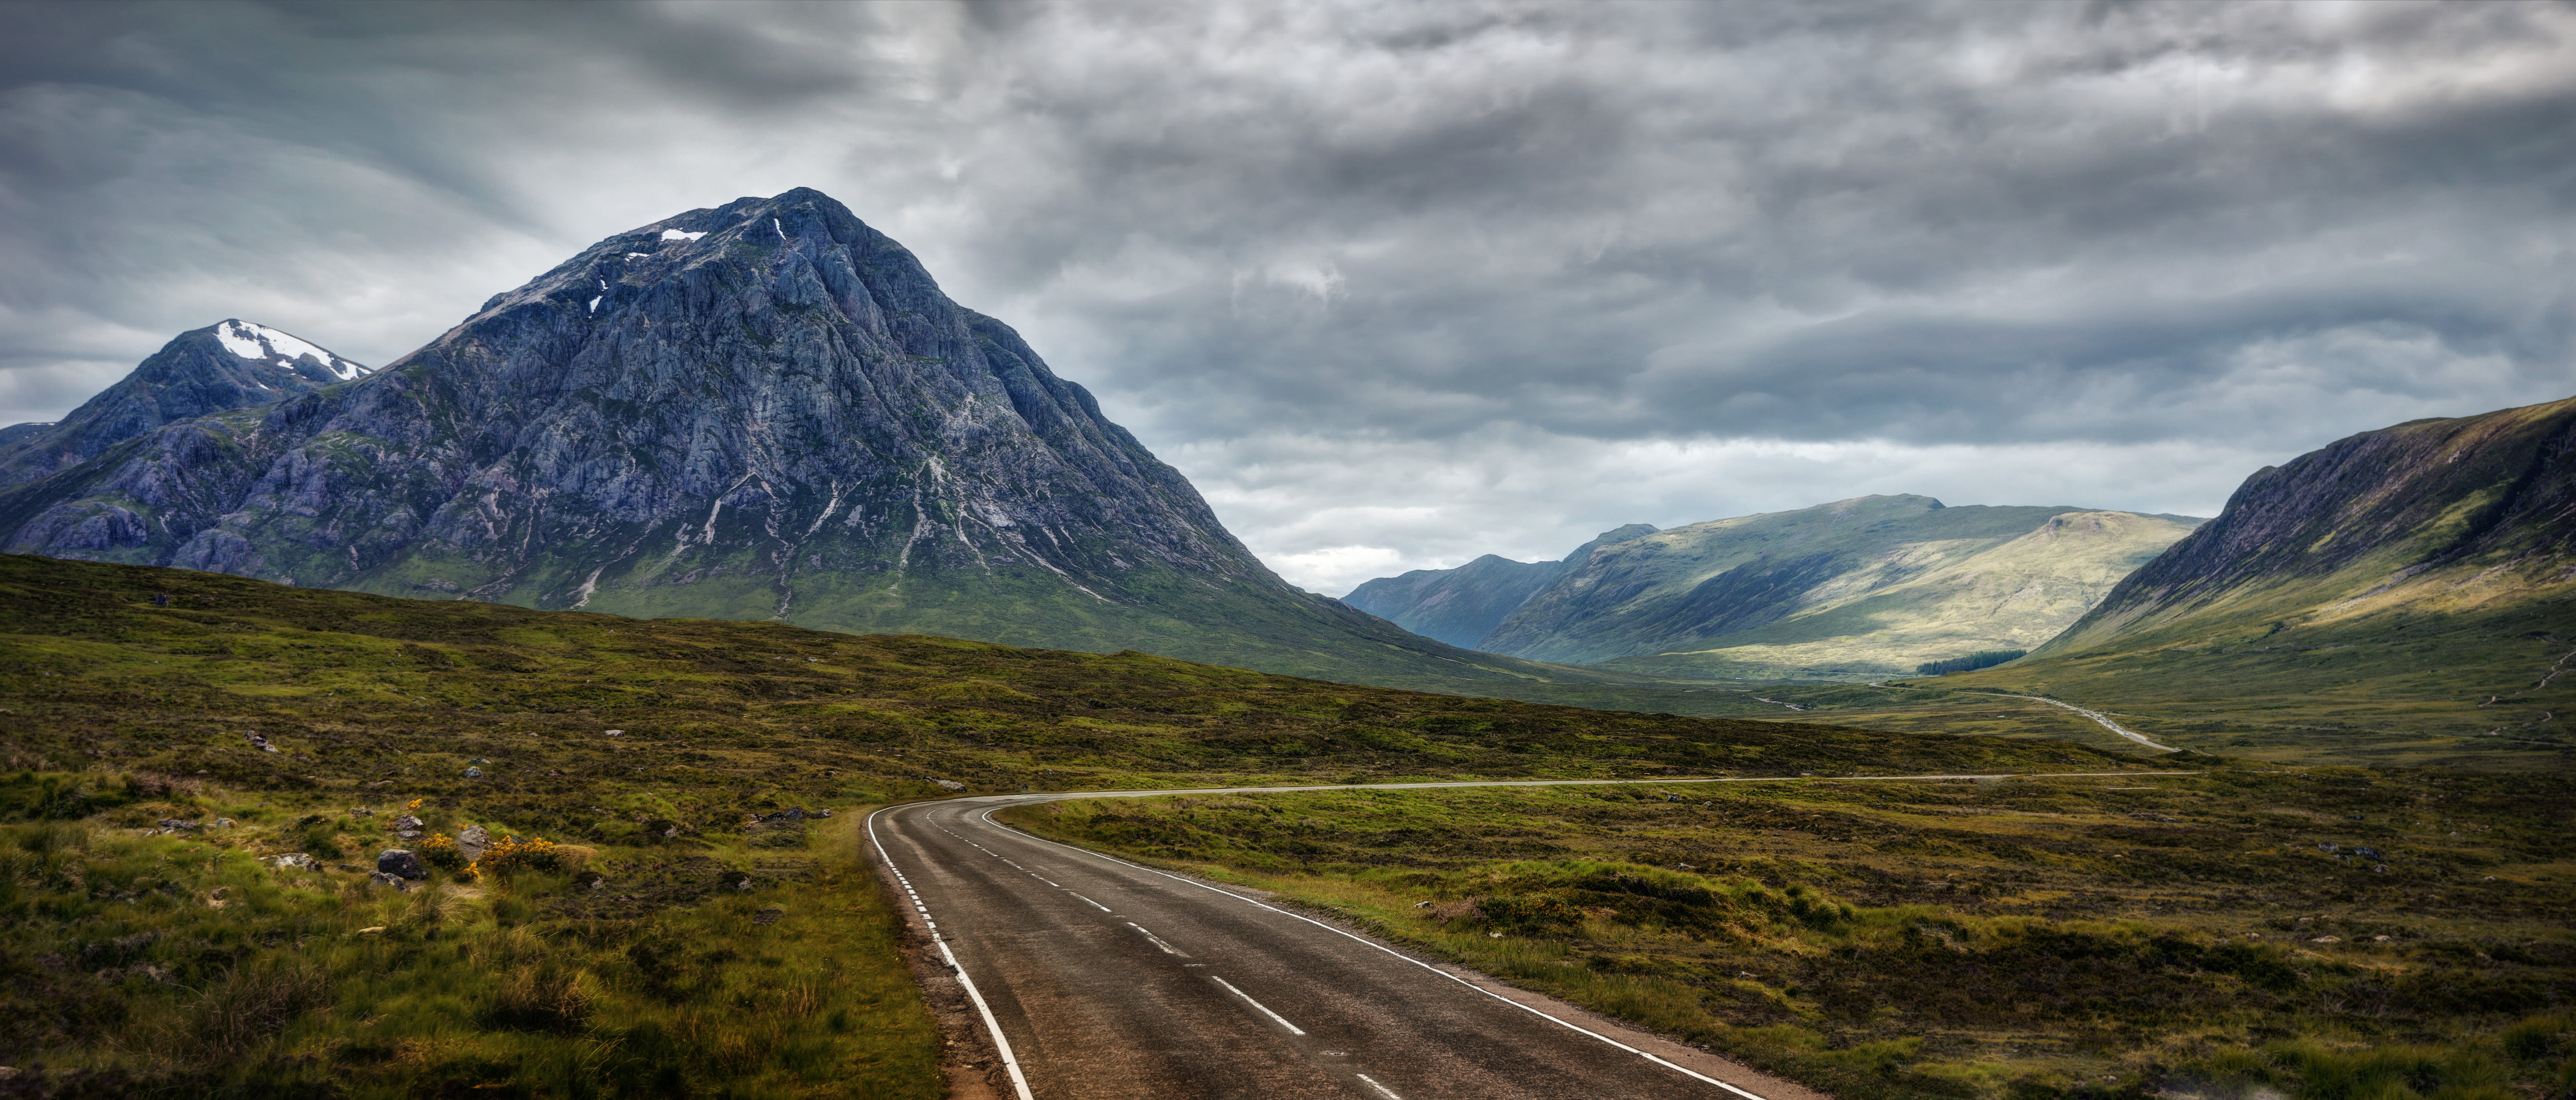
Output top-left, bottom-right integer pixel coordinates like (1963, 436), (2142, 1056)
(1456, 495), (2198, 679)
(0, 553), (2182, 1093)
(0, 189), (1583, 690)
(1943, 395), (2576, 758)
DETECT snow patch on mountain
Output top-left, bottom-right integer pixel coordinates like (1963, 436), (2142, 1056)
(215, 320), (371, 381)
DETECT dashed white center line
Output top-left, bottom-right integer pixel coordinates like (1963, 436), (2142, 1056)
(1209, 975), (1305, 1036)
(1126, 921), (1185, 956)
(1068, 892), (1113, 913)
(1355, 1073), (1405, 1099)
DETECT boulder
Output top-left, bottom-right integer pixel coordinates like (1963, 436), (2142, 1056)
(377, 849), (428, 880)
(367, 871), (420, 892)
(456, 824), (490, 862)
(462, 766), (483, 779)
(264, 853), (320, 871)
(392, 814), (423, 831)
(155, 818), (199, 830)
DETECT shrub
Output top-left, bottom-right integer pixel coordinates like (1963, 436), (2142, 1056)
(420, 832), (468, 871)
(472, 835), (564, 878)
(1473, 892), (1586, 935)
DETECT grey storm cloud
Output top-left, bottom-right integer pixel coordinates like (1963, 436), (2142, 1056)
(2, 1), (2571, 592)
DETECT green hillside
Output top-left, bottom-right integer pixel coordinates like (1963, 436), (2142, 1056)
(1932, 396), (2576, 764)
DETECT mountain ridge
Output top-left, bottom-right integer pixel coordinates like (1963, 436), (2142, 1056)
(0, 319), (370, 488)
(1345, 495), (2201, 680)
(1340, 522), (1657, 648)
(0, 189), (1598, 688)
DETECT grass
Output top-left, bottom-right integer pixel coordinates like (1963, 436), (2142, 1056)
(0, 552), (2191, 1095)
(1001, 767), (2576, 1100)
(0, 786), (940, 1097)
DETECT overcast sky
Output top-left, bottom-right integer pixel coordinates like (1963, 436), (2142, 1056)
(4, 1), (2571, 594)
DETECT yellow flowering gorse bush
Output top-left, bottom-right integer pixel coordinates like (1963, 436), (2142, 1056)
(471, 835), (564, 878)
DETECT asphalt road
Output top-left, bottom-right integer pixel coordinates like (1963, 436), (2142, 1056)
(867, 772), (2177, 1099)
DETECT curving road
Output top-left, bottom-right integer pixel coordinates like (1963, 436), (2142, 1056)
(866, 772), (2176, 1099)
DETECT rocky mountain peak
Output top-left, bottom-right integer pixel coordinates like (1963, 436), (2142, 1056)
(0, 320), (369, 488)
(0, 188), (1539, 685)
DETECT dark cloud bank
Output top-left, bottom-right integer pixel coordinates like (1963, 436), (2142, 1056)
(2, 1), (2570, 592)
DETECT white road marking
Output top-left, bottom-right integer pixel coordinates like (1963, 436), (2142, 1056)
(1209, 975), (1304, 1036)
(1069, 892), (1113, 913)
(1127, 921), (1185, 956)
(1355, 1073), (1405, 1099)
(866, 809), (1036, 1100)
(974, 805), (1771, 1099)
(890, 771), (2194, 1098)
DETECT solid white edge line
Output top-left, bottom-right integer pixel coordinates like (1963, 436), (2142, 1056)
(975, 804), (1771, 1099)
(907, 771), (2200, 1100)
(868, 807), (1037, 1100)
(1208, 974), (1306, 1036)
(1355, 1072), (1405, 1099)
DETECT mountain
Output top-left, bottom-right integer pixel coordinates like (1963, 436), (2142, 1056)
(0, 320), (370, 487)
(1450, 495), (2200, 679)
(0, 188), (1578, 688)
(1340, 523), (1656, 647)
(1946, 396), (2576, 744)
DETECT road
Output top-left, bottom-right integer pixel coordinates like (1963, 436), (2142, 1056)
(867, 772), (2181, 1099)
(1978, 693), (2179, 752)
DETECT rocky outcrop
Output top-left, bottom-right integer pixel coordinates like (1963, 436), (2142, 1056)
(0, 321), (369, 488)
(0, 189), (1558, 686)
(1341, 524), (1655, 648)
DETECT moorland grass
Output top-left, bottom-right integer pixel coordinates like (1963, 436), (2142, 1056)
(0, 552), (2184, 1094)
(0, 793), (941, 1097)
(1002, 768), (2575, 1100)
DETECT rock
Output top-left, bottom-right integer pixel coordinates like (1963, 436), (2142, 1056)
(931, 779), (965, 792)
(0, 321), (372, 488)
(456, 824), (490, 862)
(377, 849), (428, 880)
(761, 807), (808, 822)
(462, 766), (482, 779)
(213, 818), (235, 828)
(2311, 936), (2341, 943)
(156, 818), (199, 830)
(396, 829), (424, 841)
(605, 730), (623, 737)
(264, 853), (320, 871)
(0, 189), (1519, 689)
(366, 871), (419, 892)
(350, 807), (373, 817)
(392, 814), (423, 831)
(754, 906), (785, 926)
(355, 926), (386, 935)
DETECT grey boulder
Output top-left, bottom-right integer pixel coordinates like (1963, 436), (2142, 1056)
(377, 849), (428, 880)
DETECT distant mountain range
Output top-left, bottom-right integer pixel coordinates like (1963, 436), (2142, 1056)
(1343, 524), (1655, 648)
(1345, 497), (2203, 680)
(0, 189), (1592, 689)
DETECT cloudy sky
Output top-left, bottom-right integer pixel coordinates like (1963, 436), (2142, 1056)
(3, 2), (2571, 593)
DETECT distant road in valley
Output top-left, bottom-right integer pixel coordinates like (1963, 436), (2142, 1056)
(868, 771), (2187, 1099)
